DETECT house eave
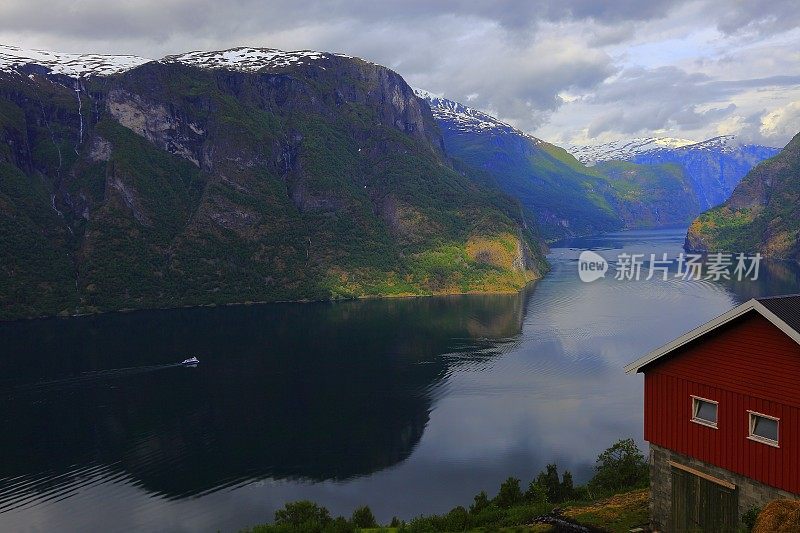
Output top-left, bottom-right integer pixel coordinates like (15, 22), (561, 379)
(623, 298), (800, 374)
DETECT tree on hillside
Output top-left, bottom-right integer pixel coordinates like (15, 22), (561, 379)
(588, 438), (649, 497)
(351, 506), (377, 528)
(494, 477), (524, 508)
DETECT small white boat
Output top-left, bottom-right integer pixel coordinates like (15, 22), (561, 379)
(181, 357), (200, 366)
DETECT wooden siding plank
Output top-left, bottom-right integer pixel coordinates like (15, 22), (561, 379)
(648, 314), (800, 408)
(647, 370), (800, 494)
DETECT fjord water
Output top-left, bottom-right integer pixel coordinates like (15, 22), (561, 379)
(1, 228), (798, 532)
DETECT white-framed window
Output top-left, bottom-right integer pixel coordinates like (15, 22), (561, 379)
(748, 411), (779, 447)
(691, 396), (718, 428)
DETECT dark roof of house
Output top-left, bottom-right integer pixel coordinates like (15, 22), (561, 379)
(757, 294), (800, 335)
(625, 294), (800, 373)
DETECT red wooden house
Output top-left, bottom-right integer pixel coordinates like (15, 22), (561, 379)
(625, 295), (800, 531)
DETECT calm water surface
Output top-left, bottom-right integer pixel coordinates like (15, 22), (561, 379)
(1, 228), (799, 532)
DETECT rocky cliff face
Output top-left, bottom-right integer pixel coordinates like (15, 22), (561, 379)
(686, 132), (800, 259)
(0, 46), (546, 319)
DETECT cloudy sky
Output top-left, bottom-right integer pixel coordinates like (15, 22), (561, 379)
(2, 0), (798, 147)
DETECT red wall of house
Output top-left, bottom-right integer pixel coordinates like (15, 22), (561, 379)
(644, 311), (800, 494)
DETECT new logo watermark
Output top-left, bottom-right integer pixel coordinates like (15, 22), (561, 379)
(578, 250), (609, 282)
(577, 251), (762, 282)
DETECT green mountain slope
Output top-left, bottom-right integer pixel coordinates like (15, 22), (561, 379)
(0, 49), (547, 320)
(435, 119), (619, 239)
(416, 91), (700, 240)
(686, 132), (800, 259)
(595, 160), (700, 229)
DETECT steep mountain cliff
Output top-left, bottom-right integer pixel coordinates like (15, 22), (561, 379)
(0, 45), (547, 320)
(416, 90), (699, 239)
(572, 135), (779, 210)
(686, 132), (800, 260)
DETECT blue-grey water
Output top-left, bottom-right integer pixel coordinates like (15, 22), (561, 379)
(1, 228), (798, 532)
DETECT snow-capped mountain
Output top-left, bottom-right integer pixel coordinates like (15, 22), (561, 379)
(161, 47), (354, 72)
(413, 88), (540, 141)
(0, 44), (356, 78)
(569, 135), (773, 165)
(683, 135), (751, 153)
(0, 44), (150, 76)
(1, 43), (779, 216)
(1, 41), (546, 320)
(571, 135), (779, 209)
(568, 137), (698, 164)
(416, 89), (712, 239)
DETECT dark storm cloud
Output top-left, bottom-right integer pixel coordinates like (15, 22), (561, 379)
(713, 0), (800, 36)
(0, 1), (798, 143)
(414, 33), (619, 130)
(0, 0), (688, 41)
(586, 67), (725, 134)
(1, 0), (641, 132)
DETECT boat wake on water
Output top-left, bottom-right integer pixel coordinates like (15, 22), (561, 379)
(0, 358), (199, 396)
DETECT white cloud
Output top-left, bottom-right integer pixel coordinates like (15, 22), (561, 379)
(759, 101), (800, 142)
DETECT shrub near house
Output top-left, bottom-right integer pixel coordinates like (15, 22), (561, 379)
(246, 438), (650, 532)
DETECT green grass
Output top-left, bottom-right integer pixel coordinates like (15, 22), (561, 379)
(564, 489), (650, 533)
(243, 439), (651, 533)
(355, 490), (650, 533)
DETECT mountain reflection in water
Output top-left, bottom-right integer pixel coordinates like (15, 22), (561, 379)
(1, 228), (799, 532)
(0, 294), (527, 501)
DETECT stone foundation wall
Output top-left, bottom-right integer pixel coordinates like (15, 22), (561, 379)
(649, 444), (799, 531)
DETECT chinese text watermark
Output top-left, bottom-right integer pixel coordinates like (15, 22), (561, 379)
(578, 251), (761, 283)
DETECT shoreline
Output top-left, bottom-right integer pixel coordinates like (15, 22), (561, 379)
(7, 226), (711, 325)
(0, 278), (542, 324)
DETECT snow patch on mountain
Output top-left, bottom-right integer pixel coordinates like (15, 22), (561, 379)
(161, 47), (352, 72)
(0, 44), (151, 77)
(0, 44), (358, 78)
(414, 88), (542, 143)
(412, 88), (444, 101)
(684, 135), (744, 152)
(568, 137), (699, 164)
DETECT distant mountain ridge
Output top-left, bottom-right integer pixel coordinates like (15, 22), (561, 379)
(571, 135), (779, 209)
(416, 90), (700, 240)
(569, 137), (698, 164)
